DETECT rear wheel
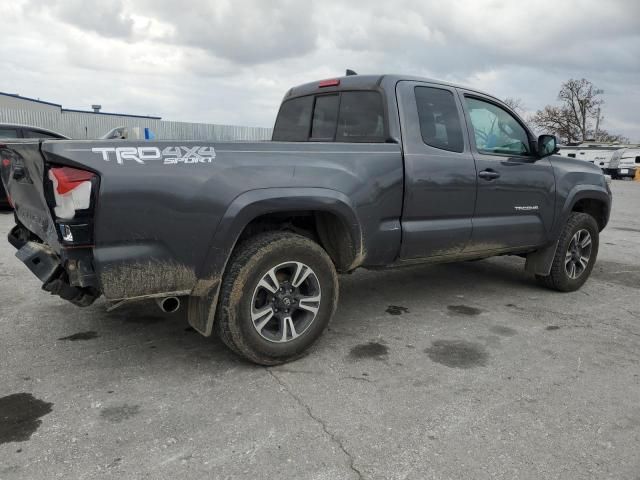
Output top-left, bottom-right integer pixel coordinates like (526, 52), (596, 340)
(535, 212), (599, 292)
(215, 231), (338, 365)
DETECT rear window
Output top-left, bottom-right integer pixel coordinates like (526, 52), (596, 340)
(272, 96), (313, 141)
(273, 91), (385, 142)
(335, 92), (384, 142)
(311, 94), (339, 140)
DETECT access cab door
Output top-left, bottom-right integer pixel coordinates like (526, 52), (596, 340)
(457, 89), (555, 252)
(396, 80), (477, 259)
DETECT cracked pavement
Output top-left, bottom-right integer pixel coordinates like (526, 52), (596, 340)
(1, 180), (639, 479)
(267, 369), (363, 479)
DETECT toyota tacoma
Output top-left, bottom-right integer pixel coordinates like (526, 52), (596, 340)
(0, 73), (612, 365)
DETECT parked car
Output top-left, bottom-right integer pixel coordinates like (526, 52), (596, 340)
(1, 74), (611, 365)
(0, 123), (69, 208)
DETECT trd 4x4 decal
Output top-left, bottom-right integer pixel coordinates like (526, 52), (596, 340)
(91, 146), (216, 165)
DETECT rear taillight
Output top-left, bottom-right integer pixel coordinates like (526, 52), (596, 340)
(48, 166), (96, 220)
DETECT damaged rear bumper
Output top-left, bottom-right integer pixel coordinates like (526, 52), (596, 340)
(9, 226), (100, 307)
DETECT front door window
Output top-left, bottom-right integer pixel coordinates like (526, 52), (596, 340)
(464, 97), (530, 156)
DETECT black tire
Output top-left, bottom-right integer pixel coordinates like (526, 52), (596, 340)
(215, 231), (338, 365)
(535, 212), (599, 292)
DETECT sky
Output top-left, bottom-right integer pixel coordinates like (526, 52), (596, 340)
(1, 0), (639, 141)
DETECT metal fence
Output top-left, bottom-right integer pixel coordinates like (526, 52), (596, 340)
(0, 108), (273, 141)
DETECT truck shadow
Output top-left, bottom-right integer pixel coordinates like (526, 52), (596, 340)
(66, 256), (538, 370)
(340, 257), (536, 301)
(72, 299), (247, 371)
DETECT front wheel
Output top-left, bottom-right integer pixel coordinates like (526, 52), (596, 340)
(215, 231), (338, 365)
(535, 212), (599, 292)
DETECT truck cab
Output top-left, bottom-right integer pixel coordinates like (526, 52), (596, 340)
(273, 75), (608, 260)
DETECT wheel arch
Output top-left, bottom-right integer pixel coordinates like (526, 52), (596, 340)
(530, 186), (610, 277)
(188, 187), (363, 336)
(559, 186), (611, 233)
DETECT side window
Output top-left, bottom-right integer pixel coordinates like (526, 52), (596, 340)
(310, 94), (339, 140)
(464, 97), (530, 155)
(272, 96), (313, 141)
(415, 87), (464, 153)
(0, 128), (20, 138)
(23, 130), (60, 139)
(336, 92), (385, 142)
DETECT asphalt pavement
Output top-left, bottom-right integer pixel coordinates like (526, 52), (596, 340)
(1, 180), (639, 480)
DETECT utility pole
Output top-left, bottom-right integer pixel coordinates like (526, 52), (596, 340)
(594, 107), (601, 141)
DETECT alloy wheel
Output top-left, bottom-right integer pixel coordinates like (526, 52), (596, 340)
(250, 261), (322, 343)
(564, 229), (593, 279)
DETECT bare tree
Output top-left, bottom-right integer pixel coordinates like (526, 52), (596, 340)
(558, 78), (603, 141)
(503, 97), (526, 115)
(595, 129), (629, 144)
(529, 78), (628, 144)
(529, 105), (581, 143)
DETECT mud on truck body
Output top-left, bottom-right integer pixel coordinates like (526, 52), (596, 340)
(1, 74), (611, 365)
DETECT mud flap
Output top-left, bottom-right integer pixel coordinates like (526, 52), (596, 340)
(187, 281), (220, 337)
(525, 241), (558, 276)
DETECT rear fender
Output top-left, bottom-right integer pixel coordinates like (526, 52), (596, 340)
(188, 187), (363, 335)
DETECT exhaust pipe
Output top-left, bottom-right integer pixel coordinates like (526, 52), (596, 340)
(156, 296), (181, 313)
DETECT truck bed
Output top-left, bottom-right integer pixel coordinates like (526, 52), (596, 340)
(1, 139), (404, 304)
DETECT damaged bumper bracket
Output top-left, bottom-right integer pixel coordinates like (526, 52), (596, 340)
(15, 241), (99, 307)
(15, 241), (61, 284)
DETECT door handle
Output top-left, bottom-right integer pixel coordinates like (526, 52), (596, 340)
(478, 169), (500, 180)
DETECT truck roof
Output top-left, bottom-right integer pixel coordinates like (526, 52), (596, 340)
(284, 73), (505, 105)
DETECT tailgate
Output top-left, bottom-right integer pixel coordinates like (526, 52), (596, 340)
(0, 140), (61, 251)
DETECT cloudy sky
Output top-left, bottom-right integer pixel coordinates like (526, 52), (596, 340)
(1, 0), (639, 140)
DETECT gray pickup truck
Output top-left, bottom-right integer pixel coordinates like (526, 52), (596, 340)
(1, 73), (612, 365)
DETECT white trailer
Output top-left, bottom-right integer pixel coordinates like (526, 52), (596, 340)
(557, 143), (639, 178)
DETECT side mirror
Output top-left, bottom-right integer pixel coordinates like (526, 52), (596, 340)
(537, 134), (558, 157)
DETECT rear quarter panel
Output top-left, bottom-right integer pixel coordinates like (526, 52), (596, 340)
(42, 140), (404, 300)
